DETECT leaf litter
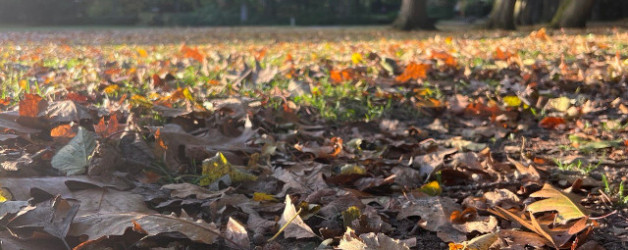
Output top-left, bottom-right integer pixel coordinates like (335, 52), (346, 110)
(0, 27), (627, 249)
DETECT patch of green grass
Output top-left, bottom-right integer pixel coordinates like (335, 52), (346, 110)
(602, 174), (628, 207)
(553, 158), (601, 175)
(294, 79), (391, 122)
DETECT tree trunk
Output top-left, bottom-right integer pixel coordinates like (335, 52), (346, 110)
(516, 0), (543, 25)
(541, 0), (562, 24)
(487, 0), (516, 30)
(392, 0), (432, 30)
(550, 0), (595, 28)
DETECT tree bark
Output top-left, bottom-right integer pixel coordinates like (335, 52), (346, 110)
(516, 0), (543, 25)
(392, 0), (433, 30)
(550, 0), (596, 28)
(487, 0), (516, 30)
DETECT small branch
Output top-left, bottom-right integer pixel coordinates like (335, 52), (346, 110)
(268, 208), (302, 242)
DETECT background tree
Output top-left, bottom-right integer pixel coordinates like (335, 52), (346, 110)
(392, 0), (433, 30)
(486, 0), (516, 30)
(550, 0), (596, 28)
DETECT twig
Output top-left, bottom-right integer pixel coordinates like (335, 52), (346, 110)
(268, 208), (302, 242)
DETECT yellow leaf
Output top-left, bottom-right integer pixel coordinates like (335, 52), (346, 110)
(19, 79), (28, 90)
(527, 184), (588, 224)
(137, 48), (148, 58)
(546, 97), (571, 112)
(445, 36), (453, 45)
(103, 85), (119, 95)
(199, 152), (257, 186)
(455, 232), (498, 250)
(503, 96), (522, 107)
(342, 206), (361, 228)
(182, 87), (194, 101)
(420, 181), (442, 196)
(131, 94), (152, 107)
(340, 164), (366, 175)
(0, 188), (12, 202)
(351, 53), (363, 64)
(253, 192), (277, 202)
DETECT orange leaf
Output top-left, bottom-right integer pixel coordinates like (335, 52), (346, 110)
(0, 97), (11, 106)
(155, 128), (167, 149)
(395, 62), (430, 83)
(95, 114), (120, 138)
(19, 94), (45, 118)
(539, 117), (566, 130)
(66, 92), (88, 104)
(529, 28), (551, 41)
(330, 69), (353, 84)
(450, 207), (477, 224)
(495, 47), (514, 61)
(429, 50), (457, 67)
(50, 124), (76, 139)
(180, 44), (204, 62)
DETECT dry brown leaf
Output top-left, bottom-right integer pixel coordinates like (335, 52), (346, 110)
(397, 196), (466, 242)
(6, 196), (78, 248)
(161, 183), (226, 199)
(338, 227), (410, 250)
(69, 212), (219, 244)
(45, 100), (92, 123)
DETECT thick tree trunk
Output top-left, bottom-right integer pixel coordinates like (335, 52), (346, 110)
(516, 0), (543, 25)
(392, 0), (433, 30)
(541, 0), (562, 24)
(487, 0), (516, 30)
(550, 0), (595, 28)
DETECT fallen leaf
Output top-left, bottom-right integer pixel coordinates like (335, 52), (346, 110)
(278, 195), (317, 239)
(161, 183), (226, 199)
(338, 227), (410, 250)
(6, 196), (78, 248)
(198, 152), (257, 187)
(396, 62), (430, 83)
(45, 100), (92, 123)
(51, 126), (97, 175)
(527, 184), (588, 224)
(50, 124), (76, 139)
(19, 94), (46, 118)
(539, 117), (566, 129)
(225, 217), (249, 249)
(397, 196), (466, 242)
(69, 212), (219, 244)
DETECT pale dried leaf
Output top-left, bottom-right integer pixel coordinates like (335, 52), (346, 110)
(226, 217), (250, 249)
(51, 127), (97, 175)
(278, 195), (317, 239)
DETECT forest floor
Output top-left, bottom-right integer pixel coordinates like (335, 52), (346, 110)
(0, 26), (627, 249)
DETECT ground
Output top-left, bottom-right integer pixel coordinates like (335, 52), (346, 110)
(0, 26), (627, 249)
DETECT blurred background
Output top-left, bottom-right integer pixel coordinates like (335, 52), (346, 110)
(0, 0), (625, 27)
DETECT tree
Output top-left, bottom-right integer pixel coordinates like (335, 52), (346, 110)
(486, 0), (516, 30)
(550, 0), (596, 28)
(392, 0), (432, 30)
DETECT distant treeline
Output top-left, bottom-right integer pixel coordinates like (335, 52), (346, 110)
(0, 0), (405, 26)
(0, 0), (625, 27)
